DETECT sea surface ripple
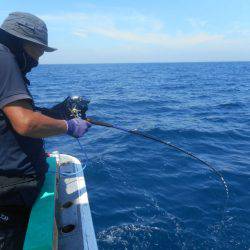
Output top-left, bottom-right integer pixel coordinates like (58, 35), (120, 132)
(29, 62), (250, 249)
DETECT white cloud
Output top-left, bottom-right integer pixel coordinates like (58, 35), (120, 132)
(39, 13), (88, 22)
(40, 12), (223, 48)
(187, 18), (208, 30)
(226, 21), (250, 37)
(72, 30), (88, 38)
(38, 11), (250, 63)
(74, 26), (223, 47)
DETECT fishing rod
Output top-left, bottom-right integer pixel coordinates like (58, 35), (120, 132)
(64, 96), (229, 201)
(86, 118), (229, 200)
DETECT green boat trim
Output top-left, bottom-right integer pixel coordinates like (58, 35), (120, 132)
(23, 153), (98, 250)
(23, 156), (57, 250)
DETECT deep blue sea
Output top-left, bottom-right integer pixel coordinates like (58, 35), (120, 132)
(29, 62), (250, 249)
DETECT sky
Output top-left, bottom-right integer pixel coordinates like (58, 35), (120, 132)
(1, 0), (250, 64)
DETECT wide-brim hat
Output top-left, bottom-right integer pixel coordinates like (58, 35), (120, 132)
(0, 12), (57, 52)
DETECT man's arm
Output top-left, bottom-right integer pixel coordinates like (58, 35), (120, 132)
(3, 100), (67, 138)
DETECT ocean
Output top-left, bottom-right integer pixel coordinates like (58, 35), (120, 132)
(29, 62), (250, 249)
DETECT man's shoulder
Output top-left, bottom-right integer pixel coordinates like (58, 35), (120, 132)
(0, 44), (19, 73)
(0, 43), (11, 52)
(0, 43), (14, 60)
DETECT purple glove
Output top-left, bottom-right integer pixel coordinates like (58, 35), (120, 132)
(66, 118), (91, 138)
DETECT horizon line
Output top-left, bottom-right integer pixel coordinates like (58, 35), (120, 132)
(40, 60), (250, 65)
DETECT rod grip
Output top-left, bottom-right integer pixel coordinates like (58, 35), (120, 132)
(86, 118), (114, 128)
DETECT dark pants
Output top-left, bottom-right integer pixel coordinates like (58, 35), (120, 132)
(0, 206), (31, 250)
(0, 175), (44, 250)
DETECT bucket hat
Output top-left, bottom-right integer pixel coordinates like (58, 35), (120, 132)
(0, 12), (56, 52)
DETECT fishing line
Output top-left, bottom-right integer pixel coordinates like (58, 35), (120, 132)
(86, 118), (229, 202)
(56, 139), (88, 177)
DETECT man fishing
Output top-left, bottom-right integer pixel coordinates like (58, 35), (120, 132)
(0, 12), (91, 249)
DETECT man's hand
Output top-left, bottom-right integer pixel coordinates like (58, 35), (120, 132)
(2, 99), (67, 138)
(66, 118), (91, 138)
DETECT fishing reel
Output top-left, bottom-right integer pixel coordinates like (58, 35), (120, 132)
(66, 96), (90, 119)
(40, 96), (90, 120)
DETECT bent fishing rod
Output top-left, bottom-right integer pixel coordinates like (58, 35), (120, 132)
(86, 118), (229, 200)
(65, 96), (229, 201)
